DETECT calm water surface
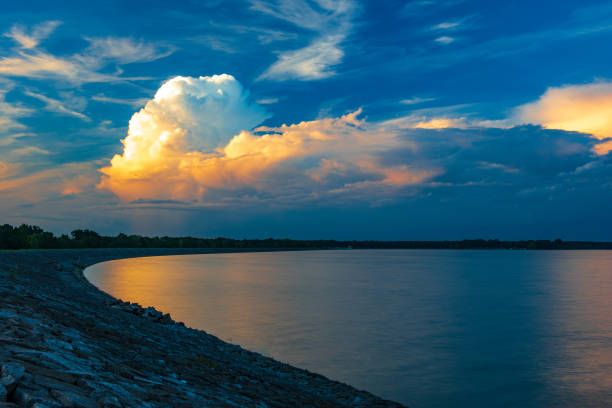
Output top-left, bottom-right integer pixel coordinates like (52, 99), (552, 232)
(85, 250), (612, 407)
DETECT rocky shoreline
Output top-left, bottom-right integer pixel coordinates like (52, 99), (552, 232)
(0, 249), (406, 408)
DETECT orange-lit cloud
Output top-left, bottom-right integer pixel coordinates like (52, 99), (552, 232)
(0, 162), (98, 202)
(0, 161), (16, 179)
(99, 75), (436, 203)
(514, 81), (612, 154)
(379, 113), (510, 131)
(98, 75), (612, 207)
(414, 117), (467, 129)
(383, 81), (612, 156)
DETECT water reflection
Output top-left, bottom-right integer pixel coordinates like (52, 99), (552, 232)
(540, 251), (612, 405)
(85, 250), (612, 407)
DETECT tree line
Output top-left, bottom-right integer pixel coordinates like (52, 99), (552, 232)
(1, 223), (611, 250)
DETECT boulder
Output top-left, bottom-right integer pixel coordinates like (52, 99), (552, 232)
(10, 387), (42, 408)
(98, 394), (122, 408)
(50, 390), (98, 408)
(0, 363), (24, 396)
(1, 365), (24, 384)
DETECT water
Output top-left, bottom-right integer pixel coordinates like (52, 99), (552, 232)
(85, 250), (612, 407)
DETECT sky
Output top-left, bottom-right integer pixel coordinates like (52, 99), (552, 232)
(1, 0), (612, 240)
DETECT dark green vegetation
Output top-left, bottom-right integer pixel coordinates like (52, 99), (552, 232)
(2, 224), (611, 250)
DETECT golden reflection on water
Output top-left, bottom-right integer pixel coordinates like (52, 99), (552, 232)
(88, 254), (292, 349)
(544, 251), (612, 399)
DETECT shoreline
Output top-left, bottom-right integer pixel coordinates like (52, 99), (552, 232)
(0, 248), (406, 407)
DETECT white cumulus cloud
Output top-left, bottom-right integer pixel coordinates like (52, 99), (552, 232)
(99, 74), (436, 203)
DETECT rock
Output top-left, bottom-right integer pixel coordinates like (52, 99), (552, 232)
(1, 373), (19, 395)
(10, 387), (42, 408)
(0, 249), (406, 408)
(1, 365), (24, 384)
(98, 394), (122, 408)
(158, 314), (173, 325)
(49, 390), (97, 408)
(143, 307), (163, 321)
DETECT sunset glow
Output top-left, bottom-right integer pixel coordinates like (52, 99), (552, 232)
(514, 82), (612, 155)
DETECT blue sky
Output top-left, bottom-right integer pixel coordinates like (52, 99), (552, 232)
(1, 0), (612, 239)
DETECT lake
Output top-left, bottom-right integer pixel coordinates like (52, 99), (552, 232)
(85, 249), (612, 407)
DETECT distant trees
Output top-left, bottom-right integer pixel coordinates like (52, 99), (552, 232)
(1, 224), (54, 249)
(0, 223), (611, 250)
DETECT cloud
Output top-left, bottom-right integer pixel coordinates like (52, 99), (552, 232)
(433, 22), (461, 30)
(395, 126), (596, 183)
(9, 146), (51, 157)
(0, 82), (33, 148)
(256, 97), (280, 105)
(98, 74), (271, 201)
(382, 80), (612, 158)
(513, 81), (612, 154)
(4, 71), (610, 237)
(250, 0), (350, 31)
(386, 81), (612, 155)
(379, 110), (472, 130)
(414, 117), (465, 128)
(80, 37), (174, 64)
(0, 22), (171, 85)
(0, 162), (97, 219)
(24, 90), (90, 121)
(255, 0), (356, 81)
(4, 21), (61, 49)
(98, 74), (609, 209)
(0, 88), (31, 130)
(258, 34), (345, 80)
(430, 15), (474, 32)
(434, 36), (455, 45)
(0, 50), (97, 83)
(91, 94), (149, 108)
(400, 97), (436, 105)
(99, 74), (437, 203)
(216, 23), (299, 45)
(0, 161), (18, 179)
